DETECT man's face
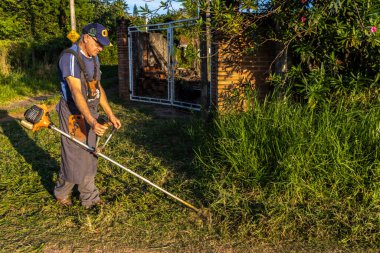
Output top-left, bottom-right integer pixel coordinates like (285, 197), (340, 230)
(84, 34), (103, 57)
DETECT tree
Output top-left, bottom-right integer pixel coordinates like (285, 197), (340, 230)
(0, 0), (28, 40)
(133, 4), (138, 17)
(92, 0), (129, 40)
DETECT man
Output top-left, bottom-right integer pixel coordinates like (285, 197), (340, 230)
(54, 23), (121, 208)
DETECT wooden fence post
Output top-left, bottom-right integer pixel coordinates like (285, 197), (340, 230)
(200, 0), (211, 118)
(117, 17), (131, 100)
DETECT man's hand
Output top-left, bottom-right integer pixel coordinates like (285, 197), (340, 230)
(91, 119), (109, 136)
(108, 115), (121, 129)
(98, 82), (121, 130)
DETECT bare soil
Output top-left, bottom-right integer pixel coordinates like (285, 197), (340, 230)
(0, 95), (56, 122)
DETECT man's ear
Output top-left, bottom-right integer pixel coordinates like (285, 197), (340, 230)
(83, 34), (89, 43)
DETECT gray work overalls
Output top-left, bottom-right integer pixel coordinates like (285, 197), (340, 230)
(54, 45), (102, 207)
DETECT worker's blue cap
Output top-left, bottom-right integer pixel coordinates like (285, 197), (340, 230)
(82, 23), (111, 47)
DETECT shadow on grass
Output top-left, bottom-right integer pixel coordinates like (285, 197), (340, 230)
(0, 110), (58, 197)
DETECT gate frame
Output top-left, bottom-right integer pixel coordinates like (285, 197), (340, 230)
(128, 18), (208, 111)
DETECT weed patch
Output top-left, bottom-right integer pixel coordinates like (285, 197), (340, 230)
(195, 93), (380, 248)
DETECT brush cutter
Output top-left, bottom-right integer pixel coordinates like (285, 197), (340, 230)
(20, 104), (200, 213)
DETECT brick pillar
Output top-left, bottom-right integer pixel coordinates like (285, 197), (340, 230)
(117, 17), (131, 99)
(210, 36), (275, 111)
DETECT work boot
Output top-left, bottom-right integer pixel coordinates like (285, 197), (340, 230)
(83, 199), (104, 209)
(56, 197), (73, 207)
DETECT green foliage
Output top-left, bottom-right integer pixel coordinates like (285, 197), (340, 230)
(268, 0), (380, 101)
(148, 10), (188, 24)
(195, 91), (380, 245)
(176, 44), (198, 68)
(92, 0), (129, 41)
(133, 4), (139, 17)
(177, 0), (380, 102)
(98, 44), (119, 65)
(0, 0), (70, 41)
(0, 0), (129, 43)
(0, 38), (71, 72)
(0, 0), (131, 75)
(0, 71), (57, 106)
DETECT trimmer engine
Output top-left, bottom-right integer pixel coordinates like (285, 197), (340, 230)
(24, 105), (45, 124)
(21, 104), (52, 132)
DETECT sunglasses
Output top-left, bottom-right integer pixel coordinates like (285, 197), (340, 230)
(88, 35), (103, 48)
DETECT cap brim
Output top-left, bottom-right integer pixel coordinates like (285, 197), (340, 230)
(98, 37), (111, 47)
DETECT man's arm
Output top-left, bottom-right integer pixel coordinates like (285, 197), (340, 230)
(98, 82), (121, 129)
(66, 76), (108, 136)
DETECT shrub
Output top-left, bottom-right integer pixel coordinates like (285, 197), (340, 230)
(269, 0), (380, 101)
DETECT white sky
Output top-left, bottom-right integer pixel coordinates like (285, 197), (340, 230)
(126, 0), (183, 14)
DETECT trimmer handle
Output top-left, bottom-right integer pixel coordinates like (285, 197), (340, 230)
(95, 115), (110, 148)
(97, 115), (109, 125)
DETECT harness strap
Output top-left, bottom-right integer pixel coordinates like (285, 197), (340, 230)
(60, 48), (98, 82)
(59, 44), (100, 101)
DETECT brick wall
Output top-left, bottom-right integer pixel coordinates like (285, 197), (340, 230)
(211, 34), (276, 111)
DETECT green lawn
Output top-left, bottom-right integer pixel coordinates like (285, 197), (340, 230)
(0, 98), (224, 252)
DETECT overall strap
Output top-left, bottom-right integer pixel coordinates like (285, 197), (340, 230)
(59, 44), (99, 82)
(59, 45), (100, 101)
(60, 48), (91, 82)
(74, 44), (98, 81)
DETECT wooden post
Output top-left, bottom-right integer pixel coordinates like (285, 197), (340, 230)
(117, 17), (131, 99)
(200, 0), (211, 117)
(69, 0), (76, 31)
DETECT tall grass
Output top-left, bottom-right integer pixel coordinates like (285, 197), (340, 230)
(0, 69), (57, 106)
(196, 92), (380, 246)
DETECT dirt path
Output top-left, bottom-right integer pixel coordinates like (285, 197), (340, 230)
(0, 94), (56, 123)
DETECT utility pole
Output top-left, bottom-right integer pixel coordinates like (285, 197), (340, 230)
(70, 0), (76, 31)
(67, 0), (80, 43)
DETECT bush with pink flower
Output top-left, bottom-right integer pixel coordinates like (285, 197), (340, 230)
(262, 0), (380, 102)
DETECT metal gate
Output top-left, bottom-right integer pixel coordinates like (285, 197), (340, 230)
(128, 19), (202, 110)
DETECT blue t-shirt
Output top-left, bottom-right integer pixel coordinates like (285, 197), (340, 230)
(58, 44), (101, 102)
